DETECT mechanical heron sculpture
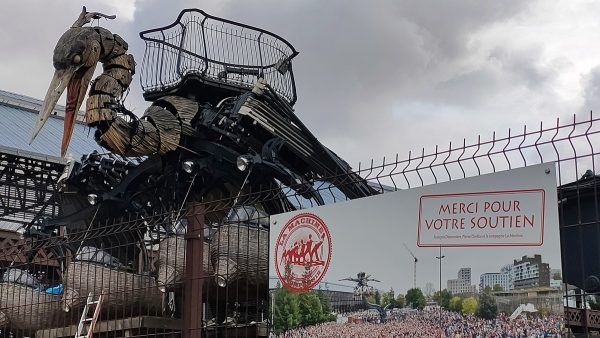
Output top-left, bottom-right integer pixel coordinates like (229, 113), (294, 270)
(30, 7), (377, 227)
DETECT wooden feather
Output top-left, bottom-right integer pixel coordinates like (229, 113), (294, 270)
(155, 96), (198, 136)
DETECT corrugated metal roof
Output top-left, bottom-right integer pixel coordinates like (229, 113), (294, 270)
(0, 221), (24, 233)
(0, 89), (84, 120)
(0, 93), (101, 159)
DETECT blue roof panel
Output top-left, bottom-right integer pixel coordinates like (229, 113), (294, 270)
(0, 103), (101, 159)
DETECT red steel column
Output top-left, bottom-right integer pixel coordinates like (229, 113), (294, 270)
(184, 202), (205, 338)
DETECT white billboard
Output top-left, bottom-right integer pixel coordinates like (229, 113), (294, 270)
(270, 163), (559, 293)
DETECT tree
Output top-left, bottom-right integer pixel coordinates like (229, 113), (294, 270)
(476, 291), (497, 319)
(364, 290), (381, 305)
(552, 272), (562, 280)
(381, 289), (396, 308)
(405, 288), (426, 310)
(449, 296), (462, 312)
(316, 290), (336, 321)
(298, 292), (323, 325)
(275, 289), (337, 333)
(396, 293), (406, 308)
(272, 288), (301, 334)
(492, 284), (504, 292)
(433, 289), (453, 309)
(462, 296), (478, 314)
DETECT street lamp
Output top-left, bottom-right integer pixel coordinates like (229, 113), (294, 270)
(435, 246), (445, 333)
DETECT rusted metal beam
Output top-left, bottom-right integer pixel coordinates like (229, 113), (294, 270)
(184, 202), (205, 338)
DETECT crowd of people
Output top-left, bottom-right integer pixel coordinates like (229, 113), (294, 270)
(273, 309), (567, 337)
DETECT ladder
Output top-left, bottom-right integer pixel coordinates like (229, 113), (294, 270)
(75, 291), (105, 338)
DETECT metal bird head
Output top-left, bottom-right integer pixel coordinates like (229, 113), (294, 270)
(30, 7), (115, 157)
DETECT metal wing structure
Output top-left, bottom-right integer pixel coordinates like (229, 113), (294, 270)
(138, 8), (376, 201)
(42, 8), (377, 228)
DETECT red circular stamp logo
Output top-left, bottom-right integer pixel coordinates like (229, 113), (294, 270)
(275, 213), (332, 293)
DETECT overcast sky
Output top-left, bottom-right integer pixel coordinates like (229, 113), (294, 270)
(2, 0), (600, 168)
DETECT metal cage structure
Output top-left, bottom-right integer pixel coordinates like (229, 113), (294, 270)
(2, 112), (600, 336)
(0, 147), (64, 227)
(139, 9), (299, 105)
(219, 111), (600, 336)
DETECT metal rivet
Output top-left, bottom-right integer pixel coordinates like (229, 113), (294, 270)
(545, 168), (551, 174)
(273, 220), (278, 225)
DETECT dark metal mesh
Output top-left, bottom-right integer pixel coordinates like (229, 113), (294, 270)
(139, 9), (298, 105)
(1, 113), (600, 336)
(0, 150), (64, 227)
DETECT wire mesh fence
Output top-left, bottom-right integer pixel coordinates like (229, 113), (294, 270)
(0, 112), (600, 336)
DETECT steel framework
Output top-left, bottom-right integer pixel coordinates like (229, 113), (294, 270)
(2, 113), (600, 336)
(0, 147), (64, 227)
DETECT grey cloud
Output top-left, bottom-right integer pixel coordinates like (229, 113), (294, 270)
(210, 0), (542, 164)
(0, 0), (584, 169)
(488, 46), (557, 90)
(395, 0), (533, 58)
(581, 66), (600, 114)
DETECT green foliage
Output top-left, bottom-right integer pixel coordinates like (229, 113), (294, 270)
(433, 289), (453, 309)
(316, 290), (335, 319)
(272, 288), (336, 334)
(552, 272), (562, 280)
(462, 296), (478, 314)
(492, 284), (504, 292)
(483, 286), (492, 294)
(381, 289), (396, 308)
(395, 293), (406, 308)
(298, 292), (324, 325)
(365, 290), (382, 306)
(476, 291), (498, 319)
(272, 288), (301, 334)
(449, 296), (462, 312)
(405, 288), (426, 310)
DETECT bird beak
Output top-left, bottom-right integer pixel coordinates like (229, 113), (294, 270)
(31, 62), (97, 157)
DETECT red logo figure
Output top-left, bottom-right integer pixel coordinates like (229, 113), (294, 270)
(275, 213), (332, 292)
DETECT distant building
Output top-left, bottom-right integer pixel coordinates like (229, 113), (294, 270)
(480, 272), (511, 291)
(424, 282), (435, 297)
(513, 255), (550, 289)
(549, 268), (562, 289)
(480, 264), (515, 291)
(501, 264), (515, 290)
(550, 279), (562, 289)
(447, 268), (477, 294)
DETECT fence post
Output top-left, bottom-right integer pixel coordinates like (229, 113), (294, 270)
(184, 202), (205, 338)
